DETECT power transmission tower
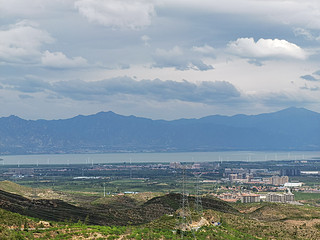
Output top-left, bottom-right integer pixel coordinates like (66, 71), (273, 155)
(194, 172), (203, 214)
(178, 166), (196, 239)
(181, 167), (187, 228)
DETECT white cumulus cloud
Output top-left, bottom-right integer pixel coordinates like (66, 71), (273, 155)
(41, 51), (88, 69)
(0, 20), (53, 64)
(74, 0), (155, 29)
(192, 45), (215, 55)
(0, 20), (89, 69)
(227, 37), (308, 60)
(153, 46), (214, 71)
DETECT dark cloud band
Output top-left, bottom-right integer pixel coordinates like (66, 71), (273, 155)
(1, 77), (241, 104)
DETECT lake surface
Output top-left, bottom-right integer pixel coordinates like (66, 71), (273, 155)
(1, 151), (320, 166)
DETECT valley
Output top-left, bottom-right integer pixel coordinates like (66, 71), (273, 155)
(0, 159), (320, 239)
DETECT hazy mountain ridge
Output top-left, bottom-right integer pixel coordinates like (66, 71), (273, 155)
(0, 107), (319, 154)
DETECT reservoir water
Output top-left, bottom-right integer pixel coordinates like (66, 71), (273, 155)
(1, 151), (320, 166)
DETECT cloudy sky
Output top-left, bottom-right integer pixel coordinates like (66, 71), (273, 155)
(1, 0), (320, 120)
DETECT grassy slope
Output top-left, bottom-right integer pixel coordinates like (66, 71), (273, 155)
(228, 202), (320, 239)
(1, 203), (319, 240)
(0, 180), (35, 196)
(294, 192), (320, 201)
(1, 181), (320, 239)
(0, 207), (260, 240)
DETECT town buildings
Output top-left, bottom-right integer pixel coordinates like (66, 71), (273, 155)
(241, 194), (260, 203)
(266, 192), (295, 203)
(271, 175), (289, 185)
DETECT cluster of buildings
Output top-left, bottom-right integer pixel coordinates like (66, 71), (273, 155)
(226, 171), (290, 186)
(217, 190), (295, 204)
(218, 167), (301, 204)
(241, 194), (261, 203)
(223, 168), (308, 189)
(1, 168), (35, 178)
(269, 175), (289, 185)
(265, 192), (295, 203)
(169, 162), (211, 170)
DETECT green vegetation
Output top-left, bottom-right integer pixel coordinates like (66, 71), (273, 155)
(0, 206), (260, 240)
(1, 160), (320, 239)
(294, 192), (320, 201)
(1, 201), (320, 239)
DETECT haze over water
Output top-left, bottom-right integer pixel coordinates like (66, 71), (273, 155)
(1, 151), (320, 166)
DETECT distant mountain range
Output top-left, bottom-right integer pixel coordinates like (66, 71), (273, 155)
(0, 107), (319, 155)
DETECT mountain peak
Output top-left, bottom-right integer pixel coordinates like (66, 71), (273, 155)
(96, 111), (117, 116)
(0, 107), (319, 154)
(275, 107), (317, 115)
(3, 115), (23, 121)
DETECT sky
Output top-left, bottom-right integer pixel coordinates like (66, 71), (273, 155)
(1, 0), (320, 120)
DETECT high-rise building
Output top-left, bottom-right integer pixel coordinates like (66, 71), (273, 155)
(229, 173), (238, 182)
(266, 192), (294, 203)
(280, 169), (300, 176)
(241, 194), (260, 203)
(271, 175), (289, 185)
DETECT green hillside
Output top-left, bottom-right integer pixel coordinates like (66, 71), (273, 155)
(0, 182), (320, 239)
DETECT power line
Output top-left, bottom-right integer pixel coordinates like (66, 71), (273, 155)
(179, 166), (196, 239)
